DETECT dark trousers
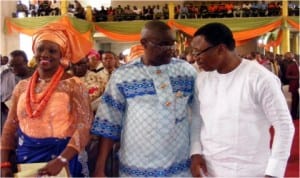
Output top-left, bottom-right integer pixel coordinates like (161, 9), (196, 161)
(86, 138), (119, 177)
(1, 102), (9, 133)
(291, 90), (299, 119)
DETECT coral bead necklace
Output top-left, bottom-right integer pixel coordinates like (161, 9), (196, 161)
(25, 65), (64, 118)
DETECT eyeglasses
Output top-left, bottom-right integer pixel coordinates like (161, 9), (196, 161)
(191, 45), (217, 57)
(147, 40), (176, 50)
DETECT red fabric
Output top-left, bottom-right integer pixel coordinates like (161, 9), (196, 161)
(286, 62), (299, 93)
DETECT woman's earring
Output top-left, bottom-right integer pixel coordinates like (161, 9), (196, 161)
(60, 59), (70, 69)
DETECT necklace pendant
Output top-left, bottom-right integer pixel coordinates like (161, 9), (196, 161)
(35, 86), (42, 93)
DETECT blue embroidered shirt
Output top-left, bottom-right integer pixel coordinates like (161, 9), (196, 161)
(91, 58), (197, 177)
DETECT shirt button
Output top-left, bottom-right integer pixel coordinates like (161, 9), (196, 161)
(165, 101), (172, 107)
(160, 83), (167, 89)
(176, 91), (183, 97)
(156, 70), (162, 74)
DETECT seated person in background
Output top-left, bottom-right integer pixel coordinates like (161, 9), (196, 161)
(37, 0), (51, 16)
(153, 5), (163, 19)
(288, 1), (296, 16)
(233, 2), (243, 17)
(144, 5), (154, 20)
(29, 3), (37, 17)
(190, 5), (199, 19)
(199, 3), (208, 18)
(114, 5), (124, 21)
(225, 1), (234, 17)
(132, 6), (142, 19)
(95, 6), (107, 21)
(257, 1), (268, 16)
(162, 4), (169, 19)
(74, 0), (85, 19)
(68, 2), (75, 13)
(16, 0), (29, 17)
(123, 5), (135, 21)
(242, 1), (252, 17)
(71, 57), (105, 111)
(216, 2), (226, 17)
(207, 2), (218, 18)
(50, 0), (60, 16)
(178, 4), (189, 19)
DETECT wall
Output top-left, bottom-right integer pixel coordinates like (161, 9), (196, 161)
(94, 37), (139, 55)
(0, 1), (19, 56)
(236, 38), (258, 56)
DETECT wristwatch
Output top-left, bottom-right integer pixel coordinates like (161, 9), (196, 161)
(57, 155), (68, 164)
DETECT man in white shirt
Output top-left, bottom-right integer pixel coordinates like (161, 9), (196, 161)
(190, 22), (295, 177)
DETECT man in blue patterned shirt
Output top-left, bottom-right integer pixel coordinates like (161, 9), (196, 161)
(91, 20), (197, 177)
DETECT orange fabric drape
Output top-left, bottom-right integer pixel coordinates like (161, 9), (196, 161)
(5, 16), (92, 45)
(94, 25), (141, 42)
(265, 29), (283, 50)
(5, 16), (297, 46)
(233, 19), (282, 41)
(167, 20), (196, 36)
(5, 18), (42, 35)
(286, 18), (300, 31)
(127, 44), (144, 62)
(167, 19), (282, 46)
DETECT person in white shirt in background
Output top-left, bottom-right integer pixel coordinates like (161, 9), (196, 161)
(190, 22), (295, 177)
(50, 0), (60, 16)
(98, 51), (119, 83)
(0, 56), (9, 74)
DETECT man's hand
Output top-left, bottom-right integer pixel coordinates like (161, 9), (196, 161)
(190, 154), (208, 177)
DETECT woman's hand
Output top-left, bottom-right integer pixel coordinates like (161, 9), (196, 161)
(38, 158), (66, 176)
(93, 169), (106, 177)
(1, 167), (13, 177)
(190, 154), (208, 177)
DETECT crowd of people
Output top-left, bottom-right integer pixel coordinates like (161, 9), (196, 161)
(13, 1), (299, 21)
(0, 19), (298, 177)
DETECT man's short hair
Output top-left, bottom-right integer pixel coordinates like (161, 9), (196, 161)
(10, 50), (28, 63)
(193, 22), (235, 51)
(141, 20), (171, 38)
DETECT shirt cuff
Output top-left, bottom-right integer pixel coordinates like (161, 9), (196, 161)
(190, 142), (202, 157)
(265, 158), (288, 177)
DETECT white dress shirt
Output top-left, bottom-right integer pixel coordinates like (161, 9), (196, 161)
(191, 59), (295, 177)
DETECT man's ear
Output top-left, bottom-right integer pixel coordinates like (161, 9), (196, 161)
(140, 39), (147, 48)
(218, 44), (227, 54)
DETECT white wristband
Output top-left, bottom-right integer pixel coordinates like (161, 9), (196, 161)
(57, 155), (68, 164)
